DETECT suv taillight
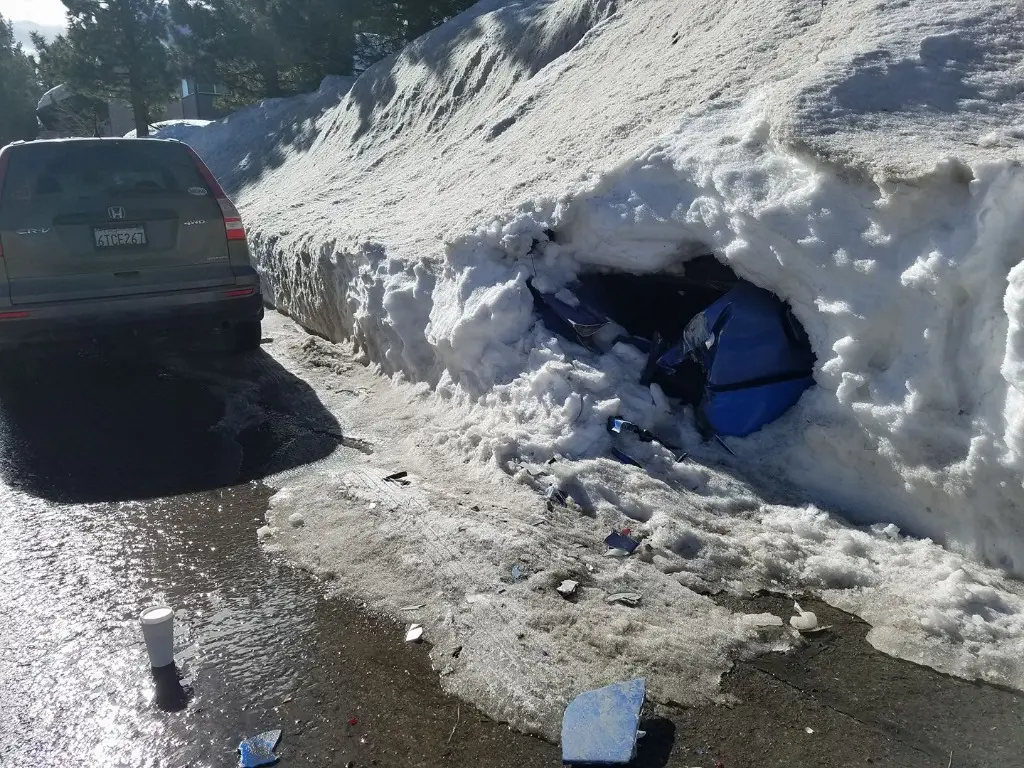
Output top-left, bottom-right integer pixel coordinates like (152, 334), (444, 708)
(184, 144), (247, 243)
(219, 197), (247, 241)
(0, 147), (9, 259)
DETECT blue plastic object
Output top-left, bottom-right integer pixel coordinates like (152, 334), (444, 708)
(703, 375), (815, 437)
(561, 678), (646, 765)
(238, 729), (282, 768)
(610, 446), (641, 467)
(527, 278), (608, 351)
(660, 281), (814, 437)
(604, 531), (639, 553)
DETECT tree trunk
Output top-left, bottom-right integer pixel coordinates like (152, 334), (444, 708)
(259, 62), (284, 98)
(326, 12), (355, 77)
(131, 90), (150, 138)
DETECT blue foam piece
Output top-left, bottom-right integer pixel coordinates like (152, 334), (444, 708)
(238, 729), (282, 767)
(561, 678), (646, 765)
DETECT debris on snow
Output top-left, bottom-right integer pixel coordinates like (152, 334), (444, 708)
(545, 485), (568, 507)
(606, 593), (643, 607)
(405, 624), (424, 643)
(604, 548), (631, 559)
(607, 416), (681, 451)
(561, 678), (646, 765)
(604, 531), (640, 554)
(790, 602), (819, 632)
(557, 580), (579, 598)
(610, 447), (642, 468)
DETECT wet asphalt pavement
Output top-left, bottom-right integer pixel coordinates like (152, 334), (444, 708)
(0, 339), (1022, 768)
(0, 344), (556, 768)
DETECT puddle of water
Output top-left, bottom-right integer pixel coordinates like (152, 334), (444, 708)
(0, 350), (340, 767)
(0, 482), (326, 768)
(0, 348), (559, 768)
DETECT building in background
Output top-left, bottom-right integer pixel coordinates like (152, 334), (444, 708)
(37, 77), (229, 137)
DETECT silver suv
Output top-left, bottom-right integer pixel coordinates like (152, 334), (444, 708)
(0, 137), (262, 352)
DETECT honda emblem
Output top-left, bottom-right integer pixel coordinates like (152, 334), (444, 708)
(108, 206), (126, 220)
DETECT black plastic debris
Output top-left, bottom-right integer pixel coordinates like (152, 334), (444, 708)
(545, 485), (568, 506)
(610, 446), (641, 467)
(607, 416), (688, 462)
(384, 470), (409, 483)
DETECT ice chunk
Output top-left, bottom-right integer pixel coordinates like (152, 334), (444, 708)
(238, 729), (282, 768)
(561, 678), (646, 765)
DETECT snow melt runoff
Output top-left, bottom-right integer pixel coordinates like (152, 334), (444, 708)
(163, 0), (1024, 739)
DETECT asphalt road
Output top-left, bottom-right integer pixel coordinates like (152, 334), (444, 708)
(0, 339), (1021, 768)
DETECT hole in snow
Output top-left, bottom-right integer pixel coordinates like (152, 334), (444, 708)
(576, 254), (739, 344)
(529, 252), (816, 437)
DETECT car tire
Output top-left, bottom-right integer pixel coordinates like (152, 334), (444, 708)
(233, 320), (262, 353)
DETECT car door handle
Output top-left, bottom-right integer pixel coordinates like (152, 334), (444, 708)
(114, 271), (141, 278)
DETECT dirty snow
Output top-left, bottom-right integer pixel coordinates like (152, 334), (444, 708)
(171, 0), (1024, 740)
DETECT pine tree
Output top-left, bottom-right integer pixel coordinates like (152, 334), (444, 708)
(34, 32), (110, 137)
(171, 0), (479, 107)
(50, 0), (177, 137)
(169, 0), (292, 105)
(0, 14), (41, 146)
(268, 0), (362, 91)
(365, 0), (475, 48)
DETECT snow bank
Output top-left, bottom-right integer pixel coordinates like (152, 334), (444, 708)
(124, 119), (212, 140)
(169, 0), (1024, 737)
(233, 0), (1024, 567)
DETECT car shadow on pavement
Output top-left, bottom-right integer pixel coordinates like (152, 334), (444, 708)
(0, 345), (342, 503)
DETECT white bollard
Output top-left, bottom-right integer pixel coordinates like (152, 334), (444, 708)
(140, 606), (175, 668)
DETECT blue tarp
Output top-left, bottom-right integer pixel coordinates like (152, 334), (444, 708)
(658, 281), (814, 436)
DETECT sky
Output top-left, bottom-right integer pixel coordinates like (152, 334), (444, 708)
(0, 0), (67, 26)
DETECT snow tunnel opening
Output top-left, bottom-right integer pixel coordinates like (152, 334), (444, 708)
(576, 255), (739, 345)
(528, 253), (816, 438)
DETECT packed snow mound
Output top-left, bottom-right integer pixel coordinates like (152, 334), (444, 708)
(148, 76), (357, 191)
(124, 119), (212, 140)
(216, 0), (1024, 564)
(174, 0), (1024, 734)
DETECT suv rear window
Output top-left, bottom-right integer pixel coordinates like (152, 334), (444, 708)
(2, 141), (211, 203)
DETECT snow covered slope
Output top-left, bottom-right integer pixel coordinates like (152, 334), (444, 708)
(175, 0), (1024, 737)
(214, 0), (1024, 566)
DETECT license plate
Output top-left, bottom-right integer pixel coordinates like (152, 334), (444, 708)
(94, 226), (147, 248)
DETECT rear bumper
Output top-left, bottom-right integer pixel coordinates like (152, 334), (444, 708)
(0, 284), (264, 349)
